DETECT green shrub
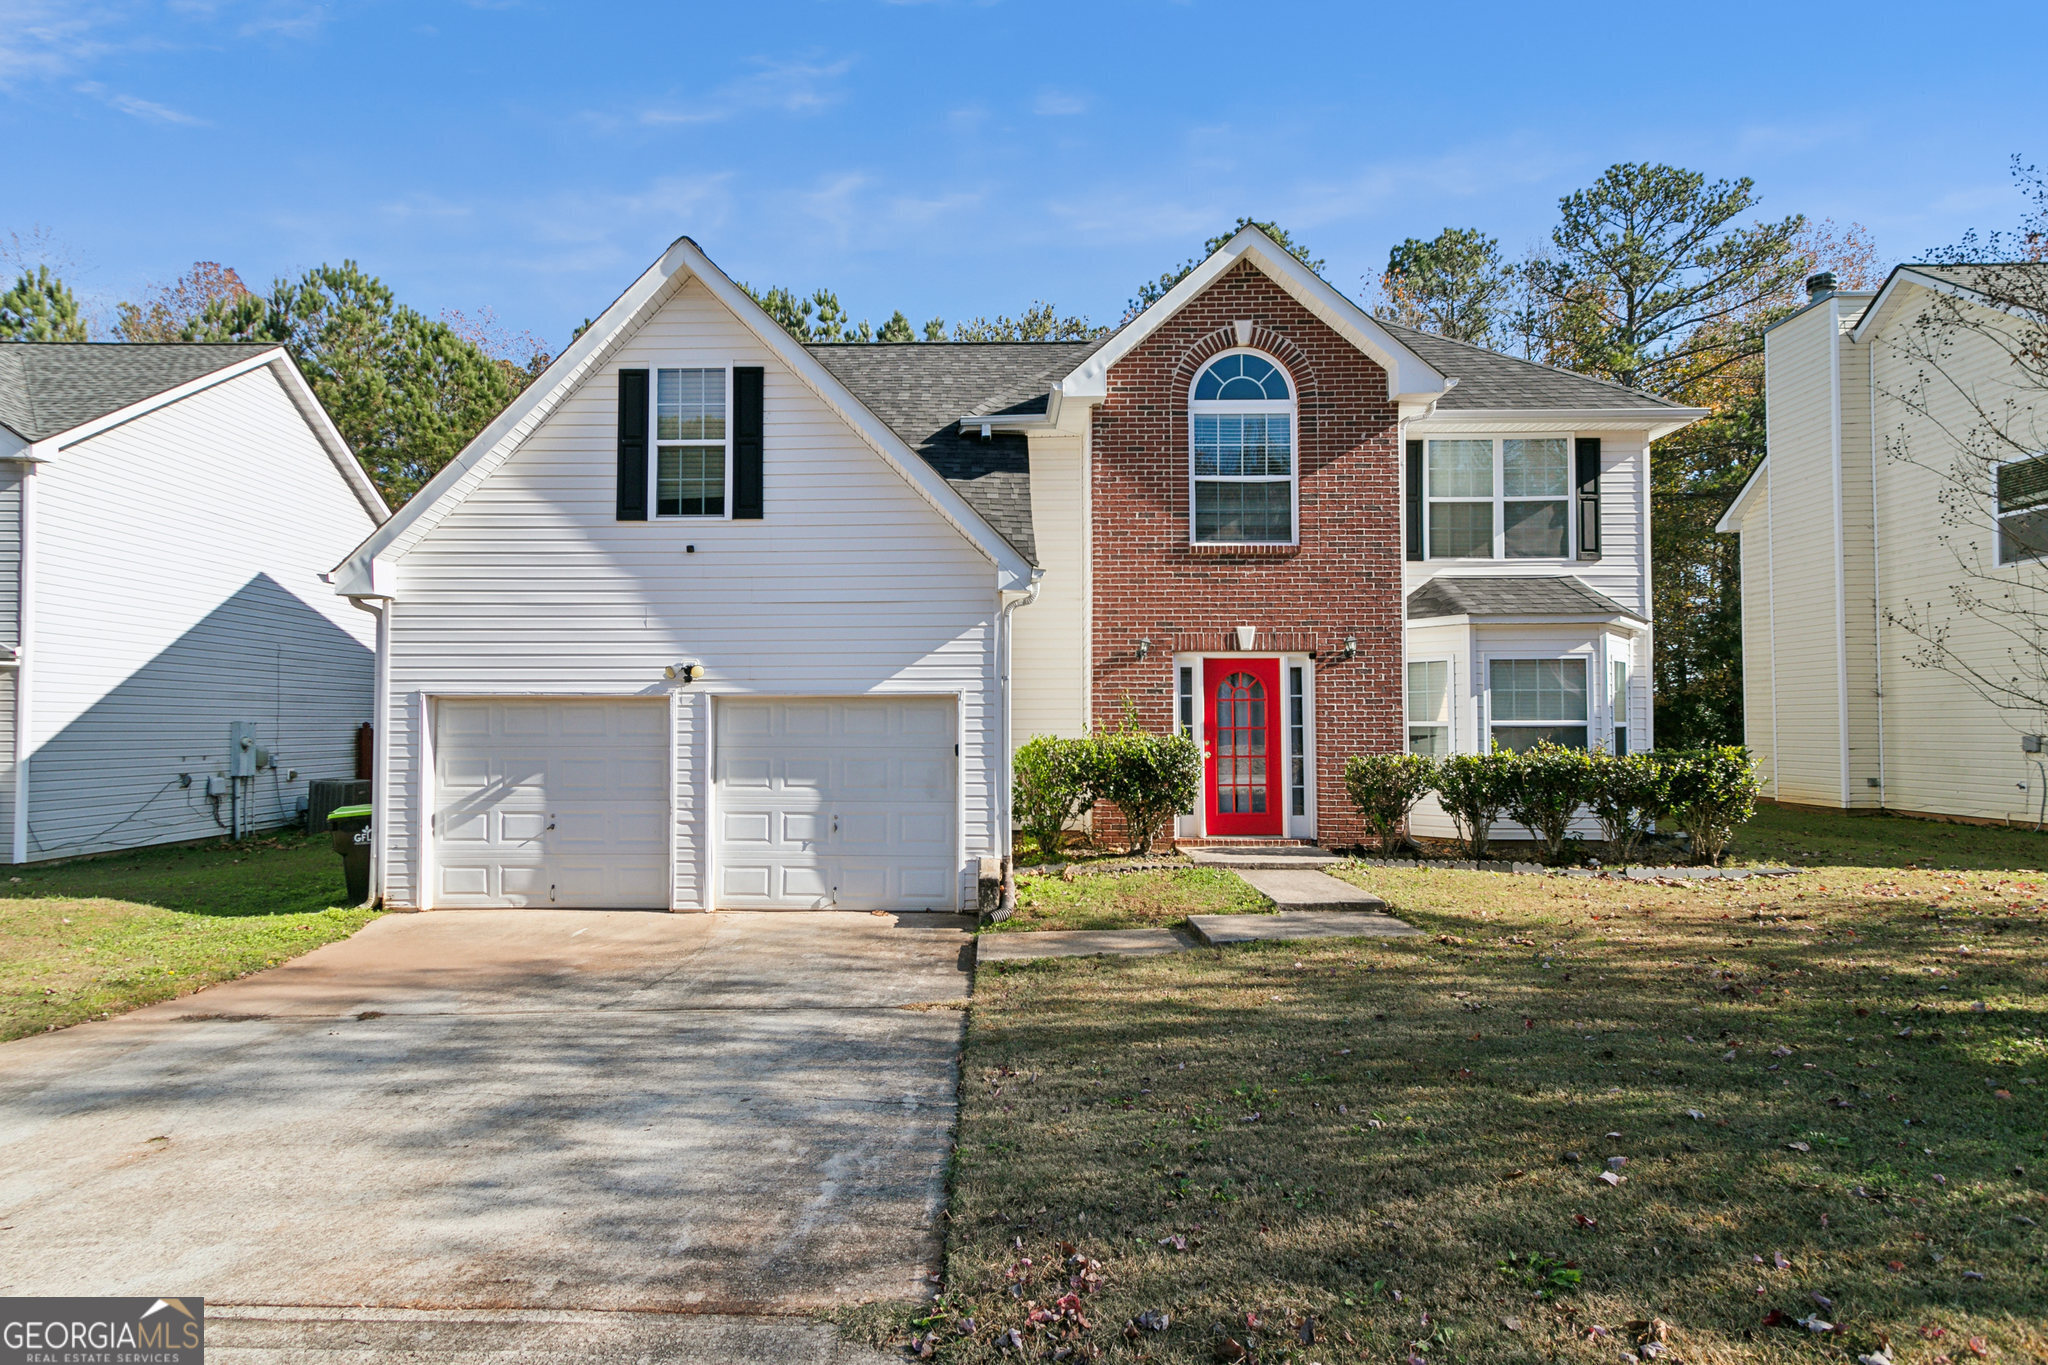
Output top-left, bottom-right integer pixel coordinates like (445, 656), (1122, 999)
(1587, 751), (1672, 865)
(1343, 752), (1436, 854)
(1012, 734), (1098, 861)
(1090, 725), (1201, 856)
(1503, 742), (1599, 865)
(1660, 745), (1760, 865)
(1433, 751), (1516, 861)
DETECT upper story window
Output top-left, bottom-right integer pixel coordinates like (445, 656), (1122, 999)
(655, 367), (728, 517)
(1190, 351), (1295, 545)
(1996, 453), (2048, 565)
(1425, 436), (1571, 559)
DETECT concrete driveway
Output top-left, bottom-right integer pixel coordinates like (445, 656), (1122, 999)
(0, 909), (973, 1361)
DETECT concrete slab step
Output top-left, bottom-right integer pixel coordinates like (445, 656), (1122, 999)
(1234, 867), (1385, 912)
(1189, 911), (1422, 946)
(1183, 845), (1344, 870)
(976, 928), (1189, 963)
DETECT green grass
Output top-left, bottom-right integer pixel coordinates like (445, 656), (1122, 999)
(989, 866), (1271, 933)
(0, 832), (379, 1039)
(883, 805), (2048, 1363)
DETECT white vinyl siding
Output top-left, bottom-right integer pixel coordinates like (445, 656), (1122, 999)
(380, 274), (1001, 910)
(1011, 432), (1088, 739)
(19, 366), (378, 860)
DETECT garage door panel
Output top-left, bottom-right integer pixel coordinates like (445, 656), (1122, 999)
(715, 697), (958, 910)
(432, 699), (669, 910)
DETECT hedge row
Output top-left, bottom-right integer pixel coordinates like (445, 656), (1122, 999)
(1012, 727), (1200, 857)
(1344, 743), (1760, 865)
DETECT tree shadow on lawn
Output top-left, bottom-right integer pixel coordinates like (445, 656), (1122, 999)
(938, 885), (2048, 1363)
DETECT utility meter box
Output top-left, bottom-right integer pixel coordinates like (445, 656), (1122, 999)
(229, 721), (258, 778)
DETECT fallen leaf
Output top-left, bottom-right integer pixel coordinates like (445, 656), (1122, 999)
(1297, 1315), (1317, 1345)
(1597, 1170), (1625, 1186)
(1574, 1213), (1599, 1229)
(1786, 1141), (1812, 1152)
(1888, 1260), (1907, 1272)
(1774, 1251), (1792, 1270)
(1135, 1310), (1170, 1332)
(1501, 1317), (1523, 1332)
(1501, 1169), (1527, 1181)
(1212, 1335), (1247, 1362)
(1966, 1338), (1989, 1359)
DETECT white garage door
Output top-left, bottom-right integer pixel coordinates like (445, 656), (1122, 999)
(716, 697), (957, 910)
(433, 698), (669, 909)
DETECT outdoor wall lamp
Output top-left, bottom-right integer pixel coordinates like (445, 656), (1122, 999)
(1343, 635), (1358, 660)
(1136, 638), (1151, 660)
(664, 661), (705, 683)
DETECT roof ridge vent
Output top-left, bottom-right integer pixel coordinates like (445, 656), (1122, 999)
(1806, 271), (1838, 301)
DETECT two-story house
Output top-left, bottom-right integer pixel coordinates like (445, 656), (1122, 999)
(332, 228), (1697, 910)
(1718, 264), (2048, 823)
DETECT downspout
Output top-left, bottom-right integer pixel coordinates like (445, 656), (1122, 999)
(995, 574), (1042, 915)
(11, 460), (36, 865)
(347, 594), (391, 904)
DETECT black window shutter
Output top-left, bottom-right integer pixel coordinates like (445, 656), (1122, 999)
(732, 366), (764, 520)
(1405, 439), (1424, 561)
(1575, 437), (1602, 561)
(616, 368), (649, 522)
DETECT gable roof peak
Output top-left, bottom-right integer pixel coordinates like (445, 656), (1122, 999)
(1061, 226), (1453, 406)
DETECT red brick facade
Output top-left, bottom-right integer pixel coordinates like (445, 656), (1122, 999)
(1091, 259), (1404, 848)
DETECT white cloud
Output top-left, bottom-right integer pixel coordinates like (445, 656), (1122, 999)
(1032, 89), (1089, 117)
(638, 55), (855, 127)
(75, 79), (208, 125)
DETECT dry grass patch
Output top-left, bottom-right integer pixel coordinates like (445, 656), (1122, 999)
(990, 867), (1270, 933)
(890, 810), (2048, 1364)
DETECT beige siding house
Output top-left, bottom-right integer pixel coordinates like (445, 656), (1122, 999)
(1719, 265), (2048, 822)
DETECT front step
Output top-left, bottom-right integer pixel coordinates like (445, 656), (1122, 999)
(1183, 845), (1343, 870)
(1233, 866), (1386, 912)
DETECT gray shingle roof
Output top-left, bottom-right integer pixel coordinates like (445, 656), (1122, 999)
(0, 342), (278, 442)
(806, 340), (1107, 564)
(1376, 321), (1686, 413)
(1407, 575), (1641, 620)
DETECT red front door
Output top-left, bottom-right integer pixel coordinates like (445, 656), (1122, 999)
(1203, 657), (1283, 836)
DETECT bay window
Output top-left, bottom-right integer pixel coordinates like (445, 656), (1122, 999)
(1407, 659), (1450, 756)
(1488, 658), (1588, 752)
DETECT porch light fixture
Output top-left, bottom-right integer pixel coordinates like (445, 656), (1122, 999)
(1136, 638), (1151, 660)
(664, 661), (705, 683)
(1343, 635), (1357, 660)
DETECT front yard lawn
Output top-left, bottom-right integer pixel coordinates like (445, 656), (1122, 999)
(0, 833), (378, 1040)
(910, 808), (2048, 1363)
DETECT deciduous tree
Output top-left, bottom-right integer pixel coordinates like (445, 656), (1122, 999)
(115, 262), (252, 342)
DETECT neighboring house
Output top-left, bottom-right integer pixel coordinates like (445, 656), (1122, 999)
(332, 229), (1698, 912)
(1718, 265), (2048, 823)
(0, 343), (387, 862)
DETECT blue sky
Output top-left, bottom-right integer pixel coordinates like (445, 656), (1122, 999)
(3, 0), (2043, 353)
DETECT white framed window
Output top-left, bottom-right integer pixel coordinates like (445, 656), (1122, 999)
(1407, 658), (1451, 756)
(1487, 657), (1588, 752)
(1288, 664), (1307, 815)
(655, 367), (730, 518)
(1610, 658), (1630, 755)
(1189, 351), (1295, 545)
(1996, 453), (2048, 565)
(1425, 436), (1573, 559)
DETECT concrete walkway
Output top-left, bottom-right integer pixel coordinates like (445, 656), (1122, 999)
(1183, 845), (1343, 870)
(0, 909), (971, 1362)
(1233, 866), (1385, 912)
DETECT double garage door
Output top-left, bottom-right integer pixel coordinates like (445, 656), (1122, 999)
(431, 696), (957, 910)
